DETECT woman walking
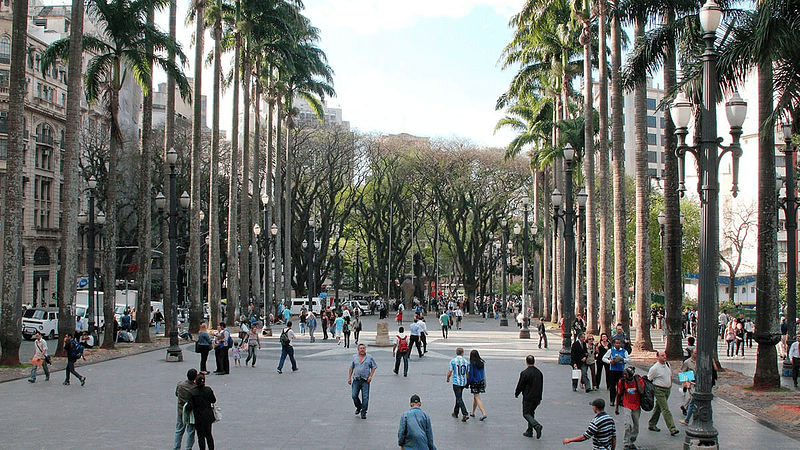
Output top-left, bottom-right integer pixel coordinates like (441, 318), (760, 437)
(725, 322), (736, 358)
(585, 335), (597, 390)
(595, 333), (611, 390)
(353, 315), (362, 344)
(186, 373), (216, 450)
(307, 312), (317, 342)
(468, 349), (487, 421)
(196, 323), (213, 374)
(343, 317), (351, 348)
(244, 327), (260, 367)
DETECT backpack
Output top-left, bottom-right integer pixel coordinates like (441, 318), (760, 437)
(280, 329), (291, 346)
(640, 376), (656, 412)
(69, 340), (85, 359)
(397, 335), (409, 353)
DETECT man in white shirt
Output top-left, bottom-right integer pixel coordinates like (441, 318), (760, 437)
(789, 334), (800, 387)
(408, 319), (424, 358)
(647, 351), (679, 436)
(417, 316), (429, 353)
(277, 321), (297, 374)
(28, 332), (50, 382)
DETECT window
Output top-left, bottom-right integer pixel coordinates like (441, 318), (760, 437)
(741, 287), (746, 294)
(648, 168), (658, 178)
(0, 69), (9, 87)
(0, 138), (6, 159)
(647, 98), (657, 110)
(0, 37), (9, 64)
(751, 287), (755, 293)
(648, 151), (658, 163)
(35, 54), (40, 72)
(661, 117), (666, 129)
(60, 92), (65, 106)
(647, 115), (657, 128)
(647, 133), (657, 145)
(724, 287), (729, 293)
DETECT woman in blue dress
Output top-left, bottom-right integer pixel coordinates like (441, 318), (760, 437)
(468, 349), (487, 420)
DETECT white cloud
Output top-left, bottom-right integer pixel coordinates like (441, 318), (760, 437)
(305, 0), (525, 34)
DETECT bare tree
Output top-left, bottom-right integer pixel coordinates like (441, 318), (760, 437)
(720, 203), (757, 304)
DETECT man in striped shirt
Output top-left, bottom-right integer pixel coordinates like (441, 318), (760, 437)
(563, 398), (616, 450)
(446, 347), (470, 422)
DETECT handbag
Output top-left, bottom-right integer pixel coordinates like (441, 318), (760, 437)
(571, 369), (581, 380)
(212, 403), (222, 422)
(182, 403), (195, 425)
(44, 355), (52, 365)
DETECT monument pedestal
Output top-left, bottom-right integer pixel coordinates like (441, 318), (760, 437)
(375, 321), (391, 347)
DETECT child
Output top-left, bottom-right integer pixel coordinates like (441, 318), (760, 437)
(232, 340), (242, 367)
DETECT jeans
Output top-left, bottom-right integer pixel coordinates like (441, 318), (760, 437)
(278, 345), (297, 371)
(174, 412), (196, 450)
(155, 321), (162, 334)
(351, 378), (371, 415)
(735, 340), (745, 356)
(726, 340), (735, 357)
(195, 421), (214, 450)
(344, 331), (351, 348)
(522, 400), (541, 433)
(65, 359), (82, 382)
(246, 345), (257, 366)
(300, 322), (306, 334)
(452, 384), (468, 417)
(649, 385), (677, 432)
(199, 347), (210, 373)
(538, 333), (548, 348)
(394, 351), (409, 376)
(623, 407), (641, 446)
(309, 327), (316, 342)
(322, 324), (329, 339)
(684, 397), (696, 422)
(214, 346), (229, 374)
(441, 325), (448, 339)
(29, 360), (49, 381)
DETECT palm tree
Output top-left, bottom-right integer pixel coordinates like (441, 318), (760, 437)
(0, 0), (30, 366)
(596, 0), (612, 335)
(189, 0), (205, 334)
(226, 0), (241, 327)
(43, 0), (190, 343)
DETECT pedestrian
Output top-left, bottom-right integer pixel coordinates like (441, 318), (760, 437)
(563, 398), (617, 450)
(602, 337), (631, 406)
(154, 308), (164, 335)
(196, 323), (213, 374)
(307, 312), (317, 343)
(321, 311), (329, 340)
(468, 349), (487, 421)
(353, 314), (362, 344)
(439, 311), (450, 339)
(418, 316), (428, 353)
(683, 336), (696, 360)
(725, 321), (736, 358)
(586, 335), (598, 390)
(397, 308), (404, 325)
(647, 350), (679, 436)
(393, 326), (411, 377)
(28, 332), (50, 383)
(455, 307), (463, 330)
(62, 333), (86, 386)
(186, 373), (216, 450)
(537, 318), (548, 349)
(571, 332), (593, 392)
(174, 368), (197, 450)
(611, 323), (632, 354)
(231, 341), (242, 367)
(121, 310), (131, 331)
(595, 333), (611, 390)
(615, 367), (644, 450)
(334, 312), (345, 345)
(789, 334), (800, 387)
(299, 307), (307, 335)
(735, 322), (746, 358)
(282, 306), (291, 325)
(744, 318), (754, 348)
(343, 316), (352, 348)
(348, 343), (378, 420)
(679, 349), (697, 425)
(213, 322), (230, 375)
(244, 327), (260, 367)
(75, 316), (83, 334)
(409, 317), (424, 358)
(446, 347), (470, 422)
(398, 394), (436, 450)
(515, 354), (544, 438)
(276, 321), (298, 374)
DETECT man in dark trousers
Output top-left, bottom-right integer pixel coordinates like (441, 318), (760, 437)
(537, 318), (548, 349)
(571, 332), (592, 392)
(515, 354), (544, 439)
(174, 369), (197, 450)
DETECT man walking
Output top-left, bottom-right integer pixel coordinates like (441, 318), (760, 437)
(439, 311), (450, 338)
(602, 337), (631, 406)
(446, 347), (470, 422)
(174, 369), (197, 450)
(409, 318), (424, 358)
(515, 354), (544, 439)
(571, 332), (592, 392)
(563, 398), (617, 450)
(615, 367), (644, 450)
(647, 351), (679, 436)
(538, 318), (548, 349)
(63, 333), (86, 386)
(790, 334), (800, 387)
(398, 394), (436, 450)
(28, 332), (50, 383)
(349, 343), (377, 420)
(393, 326), (411, 377)
(277, 321), (298, 374)
(418, 315), (429, 353)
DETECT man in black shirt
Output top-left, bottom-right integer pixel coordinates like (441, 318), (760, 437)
(515, 355), (544, 439)
(571, 332), (592, 392)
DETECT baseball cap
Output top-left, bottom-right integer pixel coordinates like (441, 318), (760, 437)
(589, 398), (605, 409)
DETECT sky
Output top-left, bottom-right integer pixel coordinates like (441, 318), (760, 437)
(149, 0), (527, 148)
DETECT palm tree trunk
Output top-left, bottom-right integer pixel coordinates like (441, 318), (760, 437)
(208, 17), (222, 327)
(103, 84), (121, 346)
(596, 0), (612, 335)
(611, 0), (628, 335)
(632, 18), (652, 352)
(753, 60), (780, 388)
(251, 66), (262, 310)
(284, 100), (294, 309)
(188, 0), (205, 334)
(662, 10), (682, 360)
(133, 6), (155, 345)
(265, 84), (275, 318)
(275, 94), (286, 309)
(581, 18), (597, 334)
(0, 0), (29, 365)
(56, 0), (86, 356)
(542, 167), (552, 321)
(162, 0), (177, 337)
(225, 10), (241, 327)
(239, 48), (251, 320)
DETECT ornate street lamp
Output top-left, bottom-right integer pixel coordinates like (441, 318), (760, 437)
(778, 121), (797, 375)
(670, 1), (746, 444)
(500, 219), (510, 326)
(78, 176), (104, 339)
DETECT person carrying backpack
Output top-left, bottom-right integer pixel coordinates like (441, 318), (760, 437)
(393, 326), (410, 377)
(63, 333), (86, 386)
(277, 321), (297, 374)
(615, 366), (645, 450)
(213, 322), (230, 375)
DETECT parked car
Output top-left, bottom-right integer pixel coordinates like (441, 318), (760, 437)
(341, 299), (371, 315)
(22, 307), (59, 340)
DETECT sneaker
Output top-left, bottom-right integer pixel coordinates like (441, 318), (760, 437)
(648, 426), (661, 432)
(355, 408), (361, 415)
(276, 370), (282, 374)
(28, 379), (35, 383)
(452, 412), (459, 418)
(479, 415), (488, 421)
(360, 413), (367, 419)
(534, 424), (543, 439)
(63, 381), (70, 385)
(45, 377), (49, 381)
(292, 368), (298, 372)
(670, 429), (680, 436)
(522, 431), (533, 438)
(461, 415), (469, 422)
(80, 377), (86, 386)
(470, 413), (476, 417)
(680, 406), (687, 415)
(394, 370), (398, 375)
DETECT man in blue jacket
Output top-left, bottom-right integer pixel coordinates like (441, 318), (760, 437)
(398, 394), (435, 450)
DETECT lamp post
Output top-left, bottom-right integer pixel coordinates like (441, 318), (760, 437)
(77, 176), (105, 338)
(670, 1), (747, 445)
(156, 147), (190, 361)
(517, 197), (531, 338)
(778, 121), (797, 371)
(500, 219), (510, 326)
(530, 223), (540, 317)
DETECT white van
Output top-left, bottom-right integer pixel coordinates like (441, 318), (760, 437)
(289, 298), (322, 316)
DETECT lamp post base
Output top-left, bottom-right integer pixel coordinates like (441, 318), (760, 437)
(558, 347), (572, 365)
(166, 331), (183, 362)
(499, 318), (509, 326)
(519, 327), (531, 339)
(782, 358), (794, 377)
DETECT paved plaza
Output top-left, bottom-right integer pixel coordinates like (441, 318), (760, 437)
(1, 315), (796, 450)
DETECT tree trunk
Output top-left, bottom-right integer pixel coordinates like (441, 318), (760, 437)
(188, 0), (204, 334)
(596, 0), (612, 336)
(251, 66), (262, 312)
(283, 99), (293, 308)
(753, 60), (780, 389)
(209, 19), (222, 327)
(225, 14), (240, 327)
(611, 0), (628, 336)
(275, 95), (286, 308)
(134, 6), (155, 345)
(581, 19), (597, 334)
(0, 0), (29, 365)
(632, 18), (652, 352)
(103, 82), (121, 348)
(56, 0), (86, 356)
(239, 49), (251, 322)
(265, 86), (275, 317)
(162, 0), (177, 337)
